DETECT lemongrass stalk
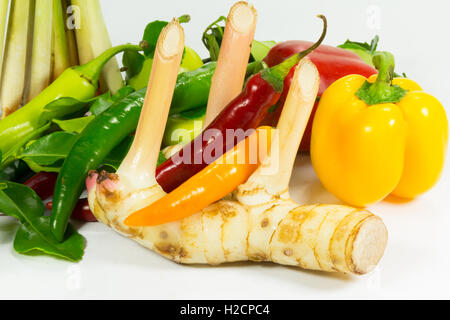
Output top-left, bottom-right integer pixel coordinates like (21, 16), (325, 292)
(239, 58), (320, 198)
(63, 0), (79, 66)
(52, 0), (70, 80)
(203, 1), (257, 127)
(0, 0), (32, 118)
(72, 0), (123, 94)
(26, 0), (53, 102)
(0, 0), (10, 81)
(118, 20), (185, 190)
(70, 0), (92, 64)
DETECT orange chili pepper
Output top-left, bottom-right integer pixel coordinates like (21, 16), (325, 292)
(124, 126), (273, 227)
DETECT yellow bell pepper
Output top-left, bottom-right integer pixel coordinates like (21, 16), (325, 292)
(311, 52), (448, 207)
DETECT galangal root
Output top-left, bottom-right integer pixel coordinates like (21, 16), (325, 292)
(87, 18), (388, 275)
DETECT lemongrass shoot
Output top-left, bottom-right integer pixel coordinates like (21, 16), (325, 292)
(0, 0), (10, 80)
(118, 20), (185, 190)
(52, 0), (70, 80)
(71, 0), (93, 65)
(72, 0), (123, 93)
(0, 0), (32, 118)
(63, 0), (79, 66)
(26, 0), (54, 102)
(203, 1), (257, 127)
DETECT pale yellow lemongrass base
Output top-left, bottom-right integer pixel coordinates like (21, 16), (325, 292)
(118, 19), (185, 191)
(0, 0), (32, 118)
(26, 0), (54, 102)
(52, 0), (71, 80)
(0, 0), (10, 83)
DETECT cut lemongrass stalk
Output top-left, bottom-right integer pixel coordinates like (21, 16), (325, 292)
(26, 0), (54, 102)
(203, 1), (257, 128)
(240, 58), (320, 197)
(63, 0), (79, 66)
(118, 19), (185, 190)
(72, 0), (123, 93)
(52, 0), (70, 80)
(0, 0), (32, 118)
(0, 0), (9, 81)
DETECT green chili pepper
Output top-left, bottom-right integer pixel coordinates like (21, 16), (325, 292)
(0, 44), (142, 164)
(163, 107), (206, 147)
(170, 61), (262, 115)
(51, 88), (146, 242)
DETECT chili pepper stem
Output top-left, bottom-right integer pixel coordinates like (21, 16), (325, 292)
(118, 20), (185, 190)
(73, 0), (124, 93)
(261, 14), (327, 92)
(203, 1), (258, 127)
(74, 43), (142, 87)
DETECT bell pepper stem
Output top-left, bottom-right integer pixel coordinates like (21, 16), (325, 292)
(367, 51), (395, 97)
(261, 15), (327, 92)
(356, 51), (407, 105)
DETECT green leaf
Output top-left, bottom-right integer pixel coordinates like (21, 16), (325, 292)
(39, 97), (92, 126)
(338, 36), (379, 66)
(90, 86), (135, 116)
(251, 40), (277, 62)
(157, 152), (167, 167)
(0, 182), (85, 262)
(14, 218), (84, 262)
(53, 116), (95, 133)
(142, 20), (169, 58)
(1, 123), (52, 165)
(19, 132), (78, 168)
(24, 159), (64, 173)
(89, 92), (112, 116)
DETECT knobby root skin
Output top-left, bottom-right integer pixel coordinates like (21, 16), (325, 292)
(88, 173), (388, 275)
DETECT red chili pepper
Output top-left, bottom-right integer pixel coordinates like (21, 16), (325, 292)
(24, 172), (97, 222)
(46, 199), (97, 223)
(156, 16), (328, 193)
(263, 41), (378, 151)
(24, 172), (58, 200)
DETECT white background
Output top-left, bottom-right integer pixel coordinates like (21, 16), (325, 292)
(0, 0), (449, 300)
